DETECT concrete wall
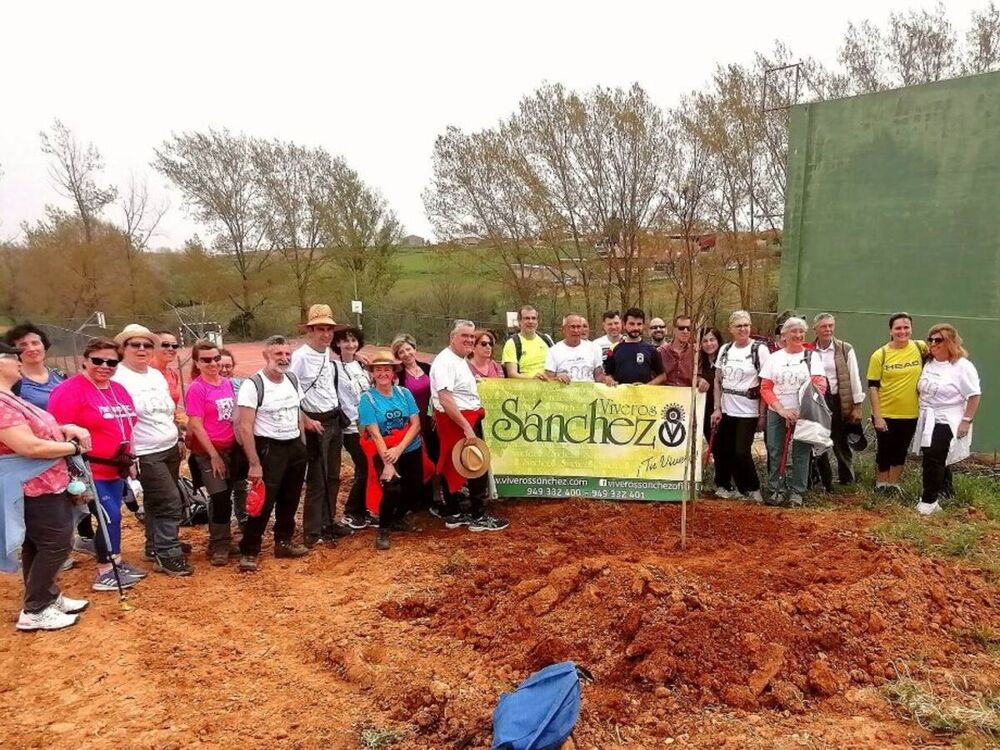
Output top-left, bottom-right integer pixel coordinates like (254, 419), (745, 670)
(780, 72), (1000, 451)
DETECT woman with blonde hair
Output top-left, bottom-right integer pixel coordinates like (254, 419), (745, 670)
(913, 324), (981, 515)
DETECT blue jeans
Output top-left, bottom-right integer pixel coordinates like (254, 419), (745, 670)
(93, 478), (124, 562)
(765, 411), (811, 496)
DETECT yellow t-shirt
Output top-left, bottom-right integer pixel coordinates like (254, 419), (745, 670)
(866, 341), (927, 419)
(501, 334), (550, 377)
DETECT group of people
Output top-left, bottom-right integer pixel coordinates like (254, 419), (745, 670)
(0, 303), (982, 632)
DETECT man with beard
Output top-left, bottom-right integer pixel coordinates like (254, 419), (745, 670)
(604, 308), (665, 385)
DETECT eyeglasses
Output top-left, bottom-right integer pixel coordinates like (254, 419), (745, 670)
(198, 355), (222, 364)
(160, 342), (180, 350)
(927, 336), (945, 344)
(88, 356), (120, 367)
(676, 325), (691, 331)
(127, 341), (154, 350)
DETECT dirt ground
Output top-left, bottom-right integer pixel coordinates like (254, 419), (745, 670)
(2, 483), (998, 750)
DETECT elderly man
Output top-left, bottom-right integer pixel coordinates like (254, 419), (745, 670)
(501, 305), (553, 379)
(812, 313), (865, 488)
(237, 335), (323, 572)
(430, 320), (509, 532)
(659, 314), (710, 392)
(648, 317), (667, 346)
(545, 314), (605, 383)
(592, 310), (622, 363)
(290, 304), (352, 545)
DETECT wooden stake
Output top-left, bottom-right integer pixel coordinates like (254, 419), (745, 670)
(680, 317), (704, 550)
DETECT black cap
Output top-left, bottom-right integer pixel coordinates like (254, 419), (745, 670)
(0, 342), (20, 356)
(846, 422), (868, 451)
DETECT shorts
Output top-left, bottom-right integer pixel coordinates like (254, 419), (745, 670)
(874, 417), (918, 471)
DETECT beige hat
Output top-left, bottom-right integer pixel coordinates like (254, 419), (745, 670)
(366, 348), (401, 368)
(452, 436), (491, 479)
(298, 304), (347, 331)
(114, 324), (160, 348)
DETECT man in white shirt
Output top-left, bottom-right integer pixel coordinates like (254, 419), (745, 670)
(812, 313), (866, 488)
(430, 319), (508, 532)
(545, 314), (605, 383)
(592, 310), (622, 363)
(237, 335), (323, 572)
(289, 304), (351, 546)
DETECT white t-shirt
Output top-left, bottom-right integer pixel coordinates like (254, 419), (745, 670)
(112, 364), (178, 455)
(237, 372), (304, 440)
(544, 340), (604, 382)
(718, 341), (770, 418)
(334, 360), (371, 435)
(814, 341), (865, 403)
(289, 345), (339, 414)
(759, 348), (825, 410)
(918, 358), (981, 427)
(430, 347), (481, 411)
(592, 334), (619, 362)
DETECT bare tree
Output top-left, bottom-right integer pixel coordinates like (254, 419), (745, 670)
(964, 1), (1000, 73)
(887, 4), (959, 85)
(153, 129), (272, 336)
(39, 119), (117, 243)
(838, 20), (888, 94)
(119, 174), (168, 315)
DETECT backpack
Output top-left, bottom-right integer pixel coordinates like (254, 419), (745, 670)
(511, 333), (554, 365)
(177, 476), (209, 526)
(492, 662), (592, 750)
(718, 340), (762, 372)
(249, 371), (301, 408)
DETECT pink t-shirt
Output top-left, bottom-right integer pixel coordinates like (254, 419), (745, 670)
(48, 375), (137, 482)
(185, 377), (236, 452)
(0, 392), (70, 496)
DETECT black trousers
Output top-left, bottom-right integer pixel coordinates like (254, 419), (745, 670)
(373, 448), (423, 529)
(714, 414), (760, 494)
(342, 432), (368, 521)
(302, 411), (343, 540)
(22, 492), (74, 613)
(239, 436), (307, 556)
(875, 417), (918, 471)
(816, 393), (856, 488)
(921, 423), (955, 504)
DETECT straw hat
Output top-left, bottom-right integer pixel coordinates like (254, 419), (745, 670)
(366, 348), (401, 368)
(114, 324), (160, 347)
(298, 304), (347, 331)
(451, 436), (491, 479)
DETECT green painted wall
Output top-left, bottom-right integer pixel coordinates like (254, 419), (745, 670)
(780, 72), (1000, 452)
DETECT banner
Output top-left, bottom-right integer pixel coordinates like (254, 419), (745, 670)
(479, 380), (704, 501)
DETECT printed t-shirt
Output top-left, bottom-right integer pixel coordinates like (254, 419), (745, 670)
(237, 372), (303, 440)
(501, 334), (550, 377)
(866, 341), (926, 419)
(290, 345), (339, 413)
(430, 347), (481, 411)
(0, 392), (70, 496)
(112, 365), (179, 455)
(334, 360), (371, 435)
(718, 342), (770, 418)
(17, 369), (65, 410)
(544, 340), (603, 382)
(358, 386), (422, 454)
(917, 358), (981, 426)
(48, 375), (137, 482)
(759, 348), (825, 410)
(185, 377), (236, 451)
(592, 334), (619, 363)
(604, 341), (663, 384)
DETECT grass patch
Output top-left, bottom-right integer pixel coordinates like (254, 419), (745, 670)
(883, 673), (1000, 742)
(356, 723), (412, 749)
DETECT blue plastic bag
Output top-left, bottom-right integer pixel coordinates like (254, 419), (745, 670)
(492, 661), (590, 750)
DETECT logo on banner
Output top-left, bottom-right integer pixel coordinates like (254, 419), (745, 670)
(658, 404), (687, 447)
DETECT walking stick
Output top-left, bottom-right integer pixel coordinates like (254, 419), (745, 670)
(778, 419), (794, 484)
(704, 424), (718, 468)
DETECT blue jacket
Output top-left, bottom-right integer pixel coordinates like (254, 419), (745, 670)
(0, 454), (59, 573)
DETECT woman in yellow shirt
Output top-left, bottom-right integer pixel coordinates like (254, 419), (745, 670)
(866, 312), (928, 495)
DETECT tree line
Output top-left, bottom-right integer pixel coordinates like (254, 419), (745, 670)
(1, 2), (997, 341)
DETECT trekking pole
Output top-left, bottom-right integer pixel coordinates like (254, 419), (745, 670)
(778, 420), (794, 481)
(76, 458), (133, 611)
(704, 424), (718, 468)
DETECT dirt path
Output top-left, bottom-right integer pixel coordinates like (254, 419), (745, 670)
(1, 497), (997, 749)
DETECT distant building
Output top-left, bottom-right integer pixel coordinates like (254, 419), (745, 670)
(399, 234), (427, 247)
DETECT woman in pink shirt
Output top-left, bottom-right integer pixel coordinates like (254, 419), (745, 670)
(185, 340), (240, 566)
(467, 330), (505, 380)
(49, 338), (143, 593)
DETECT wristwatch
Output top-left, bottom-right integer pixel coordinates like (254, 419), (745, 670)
(68, 438), (82, 455)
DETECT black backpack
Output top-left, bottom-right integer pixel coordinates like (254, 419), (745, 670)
(510, 333), (554, 364)
(177, 476), (209, 526)
(718, 340), (763, 372)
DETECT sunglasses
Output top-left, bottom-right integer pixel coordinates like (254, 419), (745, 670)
(477, 341), (493, 347)
(650, 325), (665, 329)
(676, 325), (691, 331)
(160, 342), (180, 350)
(198, 355), (222, 364)
(127, 341), (154, 350)
(88, 356), (120, 367)
(927, 336), (945, 344)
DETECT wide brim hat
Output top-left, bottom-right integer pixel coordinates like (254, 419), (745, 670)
(452, 436), (491, 479)
(298, 303), (349, 331)
(846, 421), (868, 451)
(114, 324), (160, 348)
(366, 348), (401, 368)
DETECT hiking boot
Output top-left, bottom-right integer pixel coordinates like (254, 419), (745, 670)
(16, 605), (78, 632)
(747, 490), (764, 504)
(238, 555), (258, 572)
(118, 560), (147, 579)
(469, 515), (510, 532)
(53, 594), (89, 615)
(143, 549), (156, 562)
(785, 493), (804, 508)
(210, 549), (229, 566)
(92, 569), (139, 592)
(304, 535), (323, 549)
(154, 555), (193, 577)
(916, 499), (942, 516)
(444, 513), (472, 529)
(73, 536), (97, 558)
(274, 540), (308, 558)
(764, 492), (785, 507)
(375, 529), (391, 551)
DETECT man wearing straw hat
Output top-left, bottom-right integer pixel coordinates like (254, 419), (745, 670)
(429, 320), (508, 532)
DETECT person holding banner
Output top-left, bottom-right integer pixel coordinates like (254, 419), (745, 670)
(429, 320), (508, 532)
(545, 315), (604, 383)
(603, 308), (665, 386)
(501, 306), (552, 379)
(659, 315), (711, 392)
(759, 317), (827, 507)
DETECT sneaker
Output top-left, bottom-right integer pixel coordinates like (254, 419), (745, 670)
(16, 605), (78, 632)
(469, 515), (510, 532)
(444, 513), (472, 529)
(142, 550), (156, 562)
(153, 555), (193, 577)
(747, 490), (764, 504)
(304, 535), (323, 549)
(58, 556), (75, 572)
(73, 536), (97, 558)
(238, 554), (258, 572)
(53, 594), (90, 615)
(343, 515), (369, 530)
(916, 500), (942, 516)
(92, 569), (139, 592)
(714, 488), (739, 500)
(786, 493), (804, 508)
(375, 529), (391, 551)
(118, 561), (147, 579)
(764, 492), (785, 507)
(274, 540), (308, 558)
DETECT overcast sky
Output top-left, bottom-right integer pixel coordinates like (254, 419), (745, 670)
(0, 0), (987, 248)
